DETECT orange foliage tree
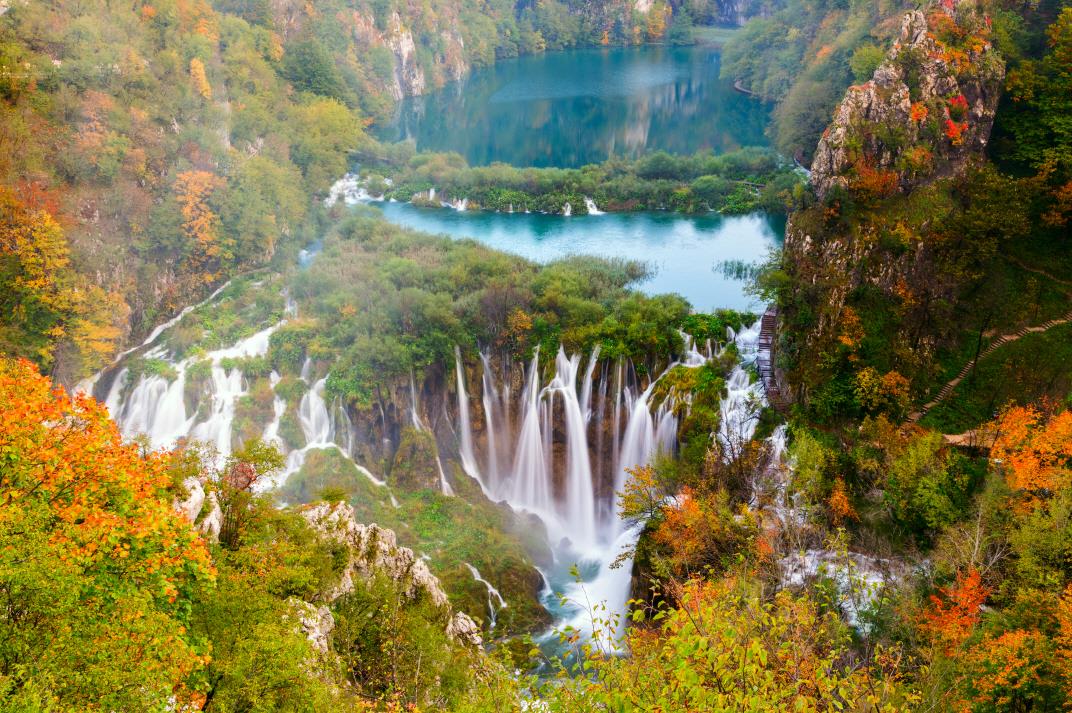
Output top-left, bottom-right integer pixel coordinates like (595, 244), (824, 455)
(0, 358), (213, 708)
(991, 406), (1072, 496)
(922, 567), (989, 654)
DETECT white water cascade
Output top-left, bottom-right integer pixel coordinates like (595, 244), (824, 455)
(451, 337), (708, 644)
(583, 197), (605, 215)
(465, 562), (508, 630)
(101, 324), (384, 491)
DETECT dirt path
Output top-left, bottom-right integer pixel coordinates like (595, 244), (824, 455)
(909, 308), (1072, 422)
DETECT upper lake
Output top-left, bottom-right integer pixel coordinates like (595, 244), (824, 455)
(377, 45), (771, 167)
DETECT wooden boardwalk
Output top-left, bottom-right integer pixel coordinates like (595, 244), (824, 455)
(758, 306), (790, 412)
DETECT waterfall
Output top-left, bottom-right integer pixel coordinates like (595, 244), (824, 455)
(465, 563), (507, 630)
(109, 324), (279, 459)
(562, 202), (572, 217)
(549, 348), (598, 549)
(579, 345), (600, 422)
(584, 197), (605, 215)
(479, 351), (504, 492)
(717, 321), (763, 457)
(451, 338), (713, 645)
(454, 347), (482, 486)
(447, 318), (775, 646)
(103, 323), (386, 491)
(508, 351), (555, 520)
(299, 377), (333, 445)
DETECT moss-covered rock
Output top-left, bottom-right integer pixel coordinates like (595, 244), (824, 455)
(389, 426), (441, 491)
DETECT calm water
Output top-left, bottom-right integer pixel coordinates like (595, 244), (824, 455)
(378, 45), (771, 168)
(373, 201), (783, 312)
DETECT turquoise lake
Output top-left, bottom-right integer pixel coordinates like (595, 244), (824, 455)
(364, 44), (782, 311)
(371, 201), (783, 312)
(378, 45), (771, 168)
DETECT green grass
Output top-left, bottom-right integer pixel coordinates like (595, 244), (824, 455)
(693, 26), (741, 46)
(922, 323), (1072, 433)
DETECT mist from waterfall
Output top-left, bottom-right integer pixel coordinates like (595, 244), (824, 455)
(450, 317), (777, 646)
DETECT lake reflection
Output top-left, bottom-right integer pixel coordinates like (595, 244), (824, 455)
(378, 46), (771, 168)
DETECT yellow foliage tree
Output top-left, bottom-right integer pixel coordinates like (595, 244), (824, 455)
(190, 57), (212, 100)
(174, 170), (228, 282)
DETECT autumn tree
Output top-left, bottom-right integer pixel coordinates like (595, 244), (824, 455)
(0, 358), (213, 709)
(991, 406), (1072, 497)
(922, 567), (989, 654)
(175, 170), (229, 283)
(0, 188), (125, 374)
(569, 578), (920, 711)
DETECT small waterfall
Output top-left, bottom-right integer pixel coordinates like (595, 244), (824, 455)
(454, 347), (482, 486)
(717, 321), (763, 457)
(584, 197), (605, 215)
(562, 202), (572, 217)
(465, 563), (507, 630)
(298, 377), (333, 446)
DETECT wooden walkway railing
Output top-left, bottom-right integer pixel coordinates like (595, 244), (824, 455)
(757, 306), (790, 413)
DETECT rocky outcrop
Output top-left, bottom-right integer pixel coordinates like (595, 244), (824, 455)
(810, 3), (1004, 200)
(348, 10), (466, 100)
(778, 2), (1009, 405)
(300, 502), (483, 647)
(287, 598), (335, 654)
(302, 501), (450, 606)
(174, 477), (222, 541)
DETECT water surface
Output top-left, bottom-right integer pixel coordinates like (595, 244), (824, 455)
(378, 45), (770, 168)
(374, 201), (782, 312)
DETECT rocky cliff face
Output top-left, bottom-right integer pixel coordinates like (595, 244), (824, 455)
(175, 492), (483, 651)
(810, 3), (1004, 200)
(347, 10), (467, 100)
(780, 1), (1008, 403)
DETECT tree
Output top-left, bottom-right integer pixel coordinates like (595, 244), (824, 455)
(991, 406), (1072, 497)
(1002, 8), (1072, 180)
(0, 188), (125, 373)
(0, 358), (213, 709)
(922, 567), (989, 654)
(175, 170), (228, 282)
(568, 578), (920, 711)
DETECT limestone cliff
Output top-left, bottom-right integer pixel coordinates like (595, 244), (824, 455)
(779, 1), (1008, 404)
(810, 3), (1004, 200)
(300, 502), (484, 648)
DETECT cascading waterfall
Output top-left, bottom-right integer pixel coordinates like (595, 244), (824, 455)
(465, 563), (508, 630)
(452, 339), (703, 645)
(548, 349), (598, 549)
(717, 321), (764, 455)
(450, 316), (774, 645)
(101, 324), (385, 491)
(454, 346), (482, 487)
